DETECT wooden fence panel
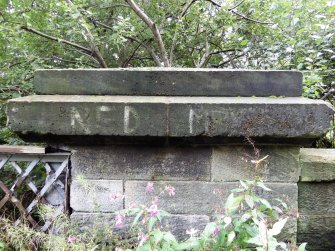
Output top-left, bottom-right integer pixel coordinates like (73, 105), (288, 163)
(0, 147), (70, 232)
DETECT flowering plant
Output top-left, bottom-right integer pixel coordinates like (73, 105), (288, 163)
(110, 180), (307, 251)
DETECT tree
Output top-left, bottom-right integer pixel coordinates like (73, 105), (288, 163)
(0, 0), (334, 144)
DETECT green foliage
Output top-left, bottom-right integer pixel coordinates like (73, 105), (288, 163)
(119, 180), (306, 251)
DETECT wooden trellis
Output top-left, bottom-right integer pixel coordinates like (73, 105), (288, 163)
(0, 145), (70, 232)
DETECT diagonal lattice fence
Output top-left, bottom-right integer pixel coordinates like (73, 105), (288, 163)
(0, 146), (70, 232)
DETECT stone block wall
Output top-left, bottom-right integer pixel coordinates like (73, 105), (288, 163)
(70, 145), (299, 241)
(6, 69), (335, 247)
(298, 148), (335, 250)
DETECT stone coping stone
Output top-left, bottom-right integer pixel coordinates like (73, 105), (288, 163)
(7, 96), (334, 144)
(300, 148), (335, 182)
(34, 68), (302, 97)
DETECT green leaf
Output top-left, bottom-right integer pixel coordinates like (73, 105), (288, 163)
(259, 198), (272, 209)
(175, 240), (201, 251)
(247, 236), (262, 246)
(268, 218), (288, 236)
(227, 231), (236, 246)
(131, 210), (144, 227)
(225, 194), (243, 214)
(148, 217), (158, 232)
(202, 222), (216, 237)
(245, 194), (254, 209)
(256, 182), (271, 191)
(163, 232), (177, 243)
(0, 0), (9, 10)
(240, 39), (249, 46)
(298, 242), (308, 251)
(153, 230), (164, 246)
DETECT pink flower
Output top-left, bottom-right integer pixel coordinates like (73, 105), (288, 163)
(67, 235), (76, 244)
(152, 196), (159, 205)
(146, 182), (154, 193)
(115, 214), (125, 229)
(148, 204), (158, 217)
(128, 202), (137, 209)
(213, 226), (221, 236)
(165, 185), (175, 196)
(138, 233), (149, 246)
(110, 193), (119, 202)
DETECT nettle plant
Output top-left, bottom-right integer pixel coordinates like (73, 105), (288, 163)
(110, 180), (307, 251)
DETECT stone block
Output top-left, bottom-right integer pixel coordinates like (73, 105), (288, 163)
(71, 145), (211, 181)
(125, 181), (298, 215)
(7, 96), (334, 143)
(300, 148), (335, 182)
(70, 179), (123, 212)
(70, 212), (210, 241)
(297, 232), (335, 250)
(212, 146), (300, 182)
(34, 68), (302, 97)
(298, 182), (335, 214)
(298, 215), (335, 233)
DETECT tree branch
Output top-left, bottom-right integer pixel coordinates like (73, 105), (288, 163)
(21, 26), (92, 54)
(124, 36), (162, 66)
(205, 0), (273, 25)
(64, 0), (108, 68)
(88, 18), (162, 66)
(212, 53), (246, 68)
(197, 34), (209, 67)
(169, 0), (197, 64)
(230, 10), (273, 25)
(228, 0), (245, 11)
(122, 42), (142, 67)
(201, 49), (240, 67)
(181, 0), (197, 18)
(125, 0), (170, 67)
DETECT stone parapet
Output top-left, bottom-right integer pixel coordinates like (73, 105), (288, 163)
(34, 68), (302, 97)
(6, 69), (335, 247)
(7, 96), (333, 144)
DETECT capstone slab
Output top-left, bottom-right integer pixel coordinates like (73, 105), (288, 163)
(212, 146), (300, 182)
(125, 181), (298, 215)
(34, 68), (303, 97)
(71, 145), (211, 181)
(7, 96), (334, 143)
(70, 179), (123, 212)
(300, 148), (335, 182)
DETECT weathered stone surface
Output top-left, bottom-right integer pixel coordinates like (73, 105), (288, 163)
(71, 145), (211, 181)
(70, 179), (123, 212)
(298, 232), (335, 251)
(298, 215), (335, 233)
(212, 146), (300, 182)
(34, 68), (302, 97)
(125, 181), (298, 214)
(7, 96), (334, 143)
(298, 182), (335, 214)
(297, 215), (335, 251)
(71, 212), (209, 240)
(300, 148), (335, 182)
